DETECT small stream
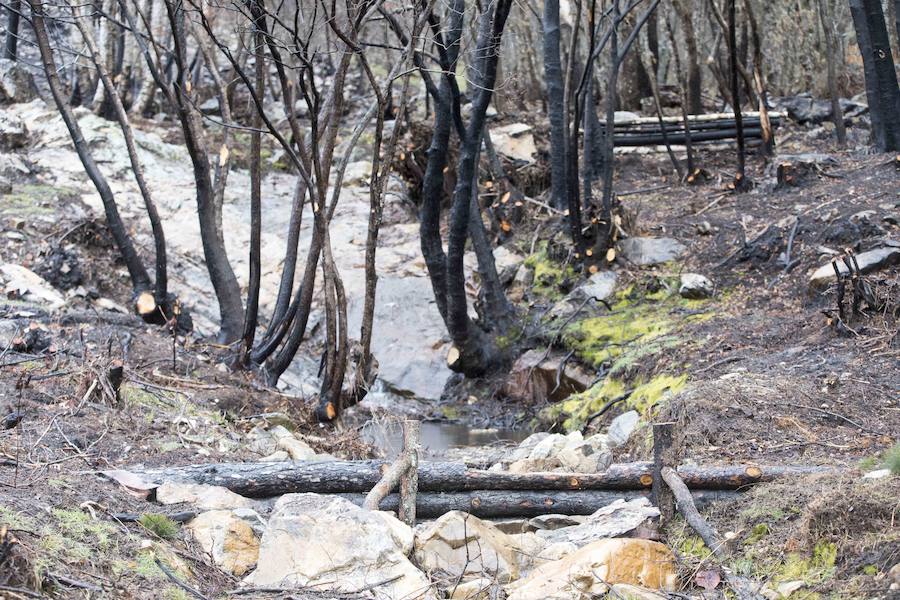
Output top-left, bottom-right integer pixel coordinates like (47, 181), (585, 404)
(360, 419), (531, 460)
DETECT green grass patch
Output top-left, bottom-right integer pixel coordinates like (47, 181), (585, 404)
(139, 514), (180, 540)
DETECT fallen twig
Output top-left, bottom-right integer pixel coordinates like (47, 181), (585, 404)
(154, 558), (208, 600)
(661, 467), (765, 600)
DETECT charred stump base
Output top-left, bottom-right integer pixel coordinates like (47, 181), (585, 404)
(134, 291), (193, 334)
(727, 172), (753, 193)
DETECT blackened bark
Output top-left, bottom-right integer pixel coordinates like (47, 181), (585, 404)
(445, 0), (513, 375)
(29, 0), (151, 296)
(673, 0), (703, 114)
(543, 0), (568, 211)
(166, 0), (243, 342)
(240, 9), (265, 363)
(3, 0), (21, 60)
(728, 0), (746, 180)
(418, 0), (464, 322)
(850, 0), (900, 152)
(816, 0), (847, 146)
(72, 5), (169, 306)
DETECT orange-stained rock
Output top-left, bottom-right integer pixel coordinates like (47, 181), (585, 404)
(504, 538), (677, 600)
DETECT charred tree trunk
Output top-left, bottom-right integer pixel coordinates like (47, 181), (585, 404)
(727, 0), (747, 185)
(672, 0), (703, 114)
(817, 0), (847, 146)
(444, 0), (512, 376)
(543, 0), (568, 211)
(3, 0), (21, 60)
(165, 0), (243, 342)
(29, 0), (152, 299)
(240, 11), (265, 365)
(744, 0), (775, 156)
(72, 4), (172, 319)
(849, 0), (900, 152)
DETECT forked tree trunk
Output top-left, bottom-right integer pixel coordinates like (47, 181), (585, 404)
(28, 0), (152, 298)
(240, 11), (265, 364)
(72, 4), (171, 316)
(849, 0), (900, 152)
(165, 0), (244, 341)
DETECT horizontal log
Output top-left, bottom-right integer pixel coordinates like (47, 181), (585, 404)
(611, 117), (770, 134)
(610, 111), (784, 126)
(612, 128), (764, 146)
(134, 460), (834, 498)
(342, 489), (736, 518)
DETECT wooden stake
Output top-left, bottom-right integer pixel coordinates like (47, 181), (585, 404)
(399, 420), (420, 526)
(652, 421), (677, 525)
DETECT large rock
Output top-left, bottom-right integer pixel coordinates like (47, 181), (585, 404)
(504, 538), (677, 600)
(572, 270), (618, 302)
(809, 246), (900, 289)
(246, 494), (433, 598)
(186, 510), (261, 576)
(773, 94), (867, 124)
(0, 264), (65, 309)
(0, 59), (38, 104)
(490, 123), (537, 163)
(556, 434), (613, 473)
(502, 349), (593, 404)
(607, 410), (640, 448)
(0, 112), (27, 150)
(246, 424), (318, 460)
(414, 511), (525, 584)
(535, 498), (660, 547)
(347, 277), (452, 400)
(156, 482), (254, 510)
(617, 237), (686, 266)
(679, 273), (714, 299)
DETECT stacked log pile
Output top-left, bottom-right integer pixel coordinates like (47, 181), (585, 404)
(603, 111), (785, 147)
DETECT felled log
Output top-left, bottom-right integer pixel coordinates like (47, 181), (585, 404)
(343, 489), (735, 519)
(135, 460), (834, 498)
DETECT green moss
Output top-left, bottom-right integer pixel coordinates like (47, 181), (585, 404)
(540, 373), (686, 432)
(608, 335), (680, 376)
(135, 550), (166, 580)
(1, 184), (77, 216)
(541, 377), (626, 431)
(52, 508), (115, 550)
(139, 514), (180, 540)
(745, 523), (770, 545)
(678, 535), (713, 561)
(524, 243), (576, 298)
(563, 282), (712, 368)
(862, 565), (878, 576)
(0, 506), (37, 531)
(628, 374), (688, 413)
(565, 310), (671, 366)
(120, 383), (174, 409)
(776, 541), (837, 587)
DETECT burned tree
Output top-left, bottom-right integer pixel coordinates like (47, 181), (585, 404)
(28, 0), (157, 314)
(849, 0), (900, 152)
